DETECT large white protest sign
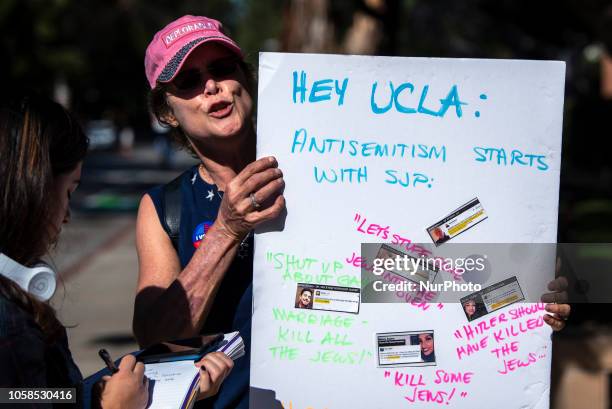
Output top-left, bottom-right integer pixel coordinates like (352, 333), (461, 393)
(251, 53), (564, 409)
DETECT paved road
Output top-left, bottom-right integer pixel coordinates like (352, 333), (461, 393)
(51, 214), (139, 376)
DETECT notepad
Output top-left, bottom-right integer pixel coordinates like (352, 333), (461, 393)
(144, 331), (245, 409)
(145, 360), (200, 409)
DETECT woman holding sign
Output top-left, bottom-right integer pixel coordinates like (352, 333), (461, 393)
(134, 15), (285, 409)
(133, 14), (569, 409)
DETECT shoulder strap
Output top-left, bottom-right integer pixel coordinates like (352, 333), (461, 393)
(161, 174), (183, 251)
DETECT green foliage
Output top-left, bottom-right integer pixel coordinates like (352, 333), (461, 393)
(0, 0), (286, 120)
(234, 0), (284, 64)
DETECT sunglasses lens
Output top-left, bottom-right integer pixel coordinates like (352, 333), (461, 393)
(173, 69), (202, 91)
(171, 58), (240, 91)
(208, 59), (238, 78)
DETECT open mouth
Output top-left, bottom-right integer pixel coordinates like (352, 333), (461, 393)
(209, 101), (233, 118)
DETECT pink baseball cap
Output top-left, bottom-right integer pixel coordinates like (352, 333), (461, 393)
(144, 15), (243, 89)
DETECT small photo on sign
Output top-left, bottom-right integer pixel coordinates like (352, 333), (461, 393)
(426, 197), (488, 246)
(461, 294), (487, 322)
(295, 285), (315, 309)
(295, 283), (360, 314)
(460, 276), (525, 322)
(376, 330), (436, 367)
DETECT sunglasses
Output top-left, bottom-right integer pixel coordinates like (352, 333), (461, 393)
(171, 57), (241, 91)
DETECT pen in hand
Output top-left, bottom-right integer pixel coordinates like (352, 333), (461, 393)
(98, 348), (119, 374)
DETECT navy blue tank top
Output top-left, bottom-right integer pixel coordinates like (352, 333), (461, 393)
(148, 165), (252, 409)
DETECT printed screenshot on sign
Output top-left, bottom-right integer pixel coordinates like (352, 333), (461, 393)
(426, 198), (488, 246)
(376, 330), (436, 367)
(295, 283), (360, 314)
(460, 276), (525, 321)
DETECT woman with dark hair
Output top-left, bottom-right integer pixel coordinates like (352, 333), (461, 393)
(463, 299), (478, 321)
(0, 93), (231, 408)
(418, 333), (435, 363)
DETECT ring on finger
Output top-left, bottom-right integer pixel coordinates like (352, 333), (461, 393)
(250, 193), (261, 209)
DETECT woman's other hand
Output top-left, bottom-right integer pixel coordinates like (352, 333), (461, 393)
(541, 276), (571, 331)
(216, 156), (285, 240)
(99, 355), (149, 409)
(195, 351), (234, 400)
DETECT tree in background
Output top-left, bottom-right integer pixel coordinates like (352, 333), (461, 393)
(1, 0), (610, 196)
(0, 0), (247, 122)
(280, 0), (400, 55)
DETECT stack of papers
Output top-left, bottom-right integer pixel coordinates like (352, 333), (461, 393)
(218, 331), (245, 360)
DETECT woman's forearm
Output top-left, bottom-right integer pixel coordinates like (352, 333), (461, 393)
(133, 224), (241, 347)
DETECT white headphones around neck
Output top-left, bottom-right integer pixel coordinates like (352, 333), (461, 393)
(0, 253), (57, 301)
